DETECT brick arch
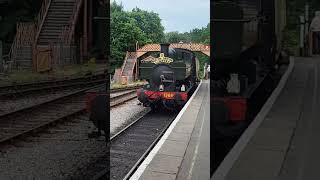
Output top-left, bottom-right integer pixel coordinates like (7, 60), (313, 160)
(136, 43), (210, 58)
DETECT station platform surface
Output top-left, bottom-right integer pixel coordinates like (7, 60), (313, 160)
(213, 57), (320, 180)
(130, 80), (210, 180)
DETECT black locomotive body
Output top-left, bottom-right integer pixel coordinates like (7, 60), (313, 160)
(137, 44), (199, 110)
(211, 0), (286, 137)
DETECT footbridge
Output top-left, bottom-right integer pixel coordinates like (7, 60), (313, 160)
(114, 43), (210, 84)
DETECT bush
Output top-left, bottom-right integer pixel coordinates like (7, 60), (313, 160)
(283, 28), (300, 56)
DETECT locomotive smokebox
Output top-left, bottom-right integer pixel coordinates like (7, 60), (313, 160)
(160, 43), (170, 57)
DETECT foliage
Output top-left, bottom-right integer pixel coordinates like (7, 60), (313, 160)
(165, 31), (189, 43)
(110, 1), (165, 72)
(284, 0), (320, 55)
(130, 8), (165, 43)
(111, 80), (147, 89)
(283, 28), (300, 56)
(165, 24), (210, 79)
(165, 24), (210, 44)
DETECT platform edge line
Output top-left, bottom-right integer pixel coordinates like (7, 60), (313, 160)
(129, 81), (203, 180)
(211, 57), (295, 180)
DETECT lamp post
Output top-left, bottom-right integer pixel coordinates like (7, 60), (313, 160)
(0, 40), (3, 72)
(300, 15), (305, 56)
(0, 16), (3, 72)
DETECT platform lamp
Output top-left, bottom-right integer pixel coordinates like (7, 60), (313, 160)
(0, 15), (2, 72)
(0, 40), (2, 73)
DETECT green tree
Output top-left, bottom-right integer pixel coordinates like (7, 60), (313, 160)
(284, 0), (320, 55)
(165, 24), (210, 78)
(165, 31), (189, 43)
(130, 8), (165, 43)
(165, 23), (210, 44)
(110, 1), (166, 72)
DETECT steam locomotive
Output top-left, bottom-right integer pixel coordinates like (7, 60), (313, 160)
(211, 0), (287, 137)
(137, 44), (199, 110)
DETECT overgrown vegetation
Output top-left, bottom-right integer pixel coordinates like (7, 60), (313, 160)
(110, 80), (146, 89)
(0, 63), (103, 86)
(284, 0), (320, 55)
(110, 1), (165, 71)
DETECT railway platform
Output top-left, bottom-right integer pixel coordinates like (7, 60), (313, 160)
(130, 80), (210, 180)
(212, 56), (320, 180)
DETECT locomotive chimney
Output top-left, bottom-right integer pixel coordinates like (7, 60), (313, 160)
(160, 43), (170, 57)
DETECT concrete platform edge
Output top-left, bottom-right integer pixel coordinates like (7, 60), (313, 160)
(129, 81), (203, 180)
(211, 57), (295, 180)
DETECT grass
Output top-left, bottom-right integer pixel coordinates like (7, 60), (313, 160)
(110, 80), (147, 90)
(0, 60), (105, 87)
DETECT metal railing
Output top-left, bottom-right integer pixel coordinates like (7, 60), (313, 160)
(61, 0), (84, 45)
(8, 0), (51, 70)
(8, 22), (36, 67)
(120, 51), (129, 76)
(35, 0), (52, 44)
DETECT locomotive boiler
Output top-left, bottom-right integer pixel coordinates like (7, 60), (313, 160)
(137, 43), (199, 110)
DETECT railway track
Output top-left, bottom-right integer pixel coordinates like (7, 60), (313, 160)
(0, 73), (106, 97)
(110, 89), (138, 108)
(0, 84), (143, 145)
(0, 87), (92, 144)
(75, 111), (178, 180)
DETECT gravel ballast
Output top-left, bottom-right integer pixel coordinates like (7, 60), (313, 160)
(0, 98), (148, 179)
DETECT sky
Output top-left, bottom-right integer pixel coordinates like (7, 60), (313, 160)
(113, 0), (210, 33)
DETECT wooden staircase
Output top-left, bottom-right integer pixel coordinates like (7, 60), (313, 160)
(9, 0), (84, 71)
(37, 0), (76, 45)
(122, 52), (137, 76)
(120, 52), (137, 83)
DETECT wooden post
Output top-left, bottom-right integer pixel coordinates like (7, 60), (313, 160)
(83, 0), (88, 62)
(309, 32), (313, 56)
(135, 55), (139, 81)
(300, 15), (305, 56)
(88, 0), (93, 50)
(305, 4), (309, 35)
(305, 4), (310, 56)
(80, 37), (83, 63)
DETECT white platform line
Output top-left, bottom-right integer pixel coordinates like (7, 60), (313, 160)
(211, 57), (295, 180)
(130, 81), (203, 180)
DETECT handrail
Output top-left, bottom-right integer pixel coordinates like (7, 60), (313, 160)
(59, 26), (68, 44)
(9, 22), (36, 66)
(129, 52), (138, 76)
(120, 51), (129, 76)
(35, 0), (52, 44)
(61, 0), (84, 45)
